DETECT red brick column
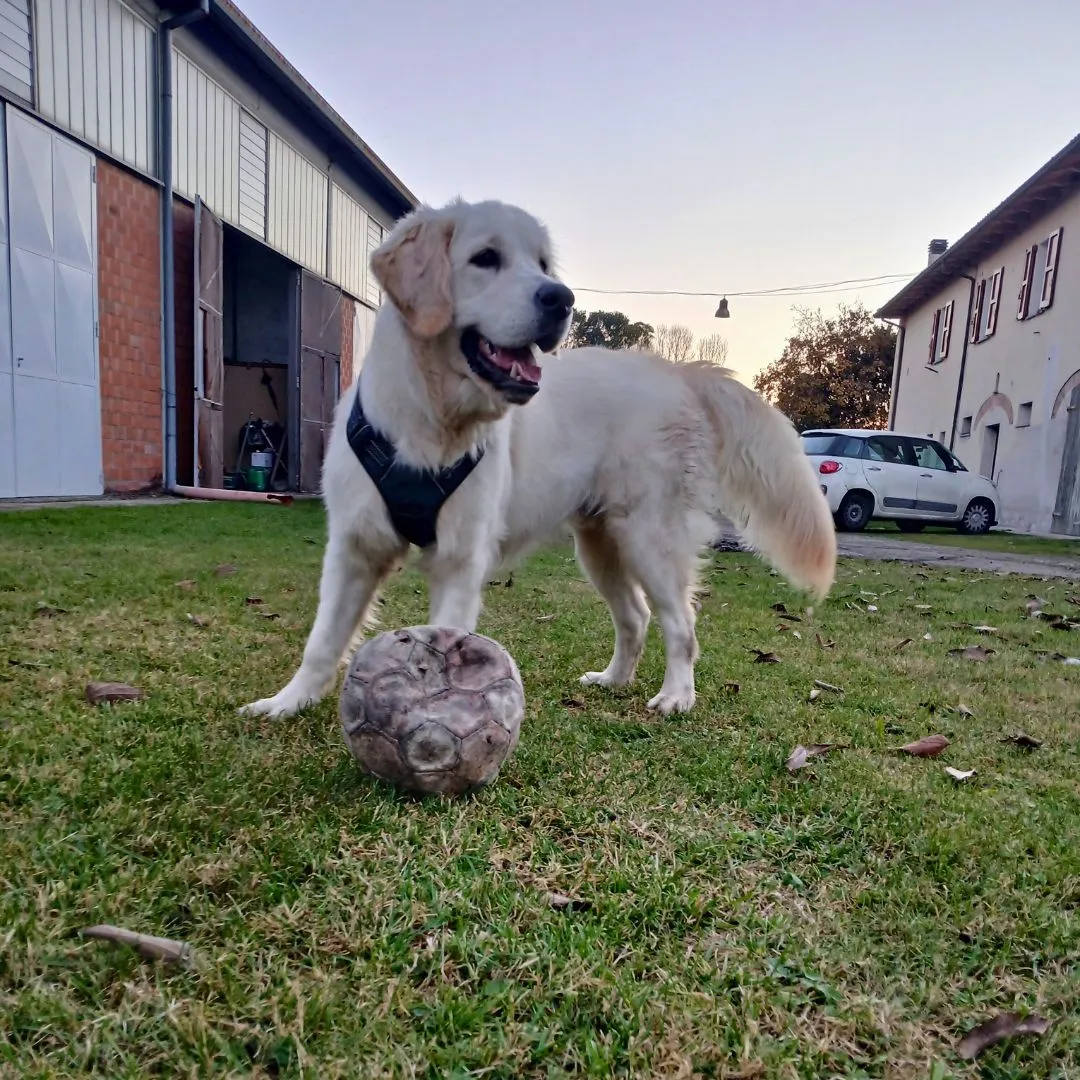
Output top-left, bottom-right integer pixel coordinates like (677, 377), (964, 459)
(97, 160), (163, 492)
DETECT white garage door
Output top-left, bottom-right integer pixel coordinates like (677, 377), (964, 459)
(1, 105), (100, 498)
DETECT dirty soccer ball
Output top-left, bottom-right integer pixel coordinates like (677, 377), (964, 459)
(339, 626), (524, 796)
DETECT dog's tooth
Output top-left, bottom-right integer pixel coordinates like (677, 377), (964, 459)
(510, 361), (522, 380)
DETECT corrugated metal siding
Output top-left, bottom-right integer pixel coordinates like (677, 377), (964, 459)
(267, 131), (326, 274)
(365, 216), (384, 307)
(329, 183), (368, 300)
(34, 0), (155, 174)
(237, 110), (267, 238)
(173, 49), (240, 225)
(0, 0), (32, 101)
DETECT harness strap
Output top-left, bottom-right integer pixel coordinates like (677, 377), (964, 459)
(345, 391), (484, 548)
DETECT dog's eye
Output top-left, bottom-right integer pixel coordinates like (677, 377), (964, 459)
(470, 248), (501, 270)
(539, 257), (550, 274)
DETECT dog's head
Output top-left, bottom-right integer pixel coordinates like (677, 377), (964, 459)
(370, 199), (574, 406)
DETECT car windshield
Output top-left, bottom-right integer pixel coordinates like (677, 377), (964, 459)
(801, 433), (864, 457)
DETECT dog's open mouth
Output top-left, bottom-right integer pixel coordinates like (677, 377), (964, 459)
(461, 328), (542, 404)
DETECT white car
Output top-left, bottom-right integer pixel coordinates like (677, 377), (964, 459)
(800, 428), (1000, 534)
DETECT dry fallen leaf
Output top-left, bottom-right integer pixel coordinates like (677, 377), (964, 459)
(866, 604), (879, 613)
(813, 680), (843, 693)
(85, 682), (143, 705)
(723, 681), (741, 694)
(560, 696), (585, 709)
(175, 580), (197, 591)
(895, 638), (914, 652)
(544, 891), (591, 912)
(945, 766), (976, 782)
(956, 1012), (1052, 1060)
(534, 614), (556, 623)
(245, 596), (263, 606)
(81, 925), (195, 967)
(749, 648), (780, 664)
(214, 563), (238, 577)
(895, 734), (950, 757)
(815, 634), (836, 650)
(1001, 732), (1043, 749)
(956, 704), (975, 717)
(186, 614), (209, 627)
(259, 612), (281, 620)
(948, 645), (994, 662)
(971, 624), (998, 635)
(786, 743), (844, 772)
(808, 689), (822, 702)
(771, 603), (801, 622)
(791, 630), (802, 640)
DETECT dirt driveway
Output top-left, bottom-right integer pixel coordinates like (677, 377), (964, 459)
(715, 524), (1080, 580)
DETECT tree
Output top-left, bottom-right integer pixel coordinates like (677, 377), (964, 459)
(696, 333), (729, 367)
(654, 323), (695, 364)
(565, 309), (654, 351)
(753, 302), (897, 432)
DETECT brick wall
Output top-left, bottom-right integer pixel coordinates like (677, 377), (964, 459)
(340, 294), (355, 390)
(97, 159), (163, 492)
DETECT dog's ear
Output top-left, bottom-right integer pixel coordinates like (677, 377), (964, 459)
(370, 215), (454, 338)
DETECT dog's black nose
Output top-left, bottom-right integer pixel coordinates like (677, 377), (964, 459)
(535, 282), (575, 319)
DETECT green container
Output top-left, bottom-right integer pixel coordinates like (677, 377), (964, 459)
(245, 466), (269, 492)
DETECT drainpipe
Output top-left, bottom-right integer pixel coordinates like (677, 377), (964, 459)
(881, 317), (904, 429)
(948, 273), (977, 452)
(159, 0), (210, 491)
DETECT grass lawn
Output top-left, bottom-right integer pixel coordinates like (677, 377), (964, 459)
(863, 522), (1080, 561)
(1, 503), (1078, 1079)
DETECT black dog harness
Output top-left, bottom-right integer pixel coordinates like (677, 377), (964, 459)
(345, 391), (484, 548)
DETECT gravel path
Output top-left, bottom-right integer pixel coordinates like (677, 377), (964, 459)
(715, 526), (1080, 581)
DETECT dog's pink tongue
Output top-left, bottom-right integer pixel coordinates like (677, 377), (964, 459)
(491, 345), (541, 384)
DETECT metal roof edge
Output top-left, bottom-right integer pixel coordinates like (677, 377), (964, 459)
(207, 0), (419, 216)
(875, 132), (1080, 319)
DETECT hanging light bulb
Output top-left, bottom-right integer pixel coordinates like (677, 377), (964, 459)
(714, 297), (730, 318)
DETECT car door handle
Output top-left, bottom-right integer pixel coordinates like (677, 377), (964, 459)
(866, 465), (882, 471)
(920, 473), (932, 478)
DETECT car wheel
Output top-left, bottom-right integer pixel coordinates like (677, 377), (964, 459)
(835, 492), (872, 532)
(958, 498), (993, 535)
(896, 520), (926, 533)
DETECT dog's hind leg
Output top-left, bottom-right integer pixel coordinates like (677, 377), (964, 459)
(573, 519), (651, 689)
(239, 534), (395, 720)
(611, 522), (700, 715)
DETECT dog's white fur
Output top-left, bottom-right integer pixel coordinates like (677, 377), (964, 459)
(241, 198), (836, 719)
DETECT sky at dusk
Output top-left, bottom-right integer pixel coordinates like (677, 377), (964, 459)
(238, 0), (1080, 383)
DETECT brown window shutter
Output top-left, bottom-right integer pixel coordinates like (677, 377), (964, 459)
(969, 279), (985, 343)
(1040, 227), (1063, 310)
(940, 300), (954, 359)
(1018, 246), (1035, 319)
(986, 267), (1003, 336)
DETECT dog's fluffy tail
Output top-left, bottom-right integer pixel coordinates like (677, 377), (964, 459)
(685, 363), (837, 600)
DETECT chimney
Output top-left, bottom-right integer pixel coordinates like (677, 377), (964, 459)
(927, 239), (948, 266)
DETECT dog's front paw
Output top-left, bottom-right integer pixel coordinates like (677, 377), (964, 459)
(238, 688), (318, 720)
(646, 688), (696, 715)
(580, 670), (616, 688)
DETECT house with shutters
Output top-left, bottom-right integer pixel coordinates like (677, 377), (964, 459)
(879, 132), (1080, 535)
(0, 0), (417, 502)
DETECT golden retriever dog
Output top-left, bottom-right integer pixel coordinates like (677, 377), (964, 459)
(241, 198), (835, 719)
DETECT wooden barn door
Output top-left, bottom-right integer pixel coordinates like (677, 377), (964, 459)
(298, 270), (342, 493)
(1052, 385), (1080, 535)
(193, 196), (224, 488)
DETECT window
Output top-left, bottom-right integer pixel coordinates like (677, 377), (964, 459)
(866, 435), (907, 463)
(909, 439), (951, 471)
(1017, 401), (1033, 427)
(1018, 228), (1063, 319)
(800, 433), (866, 458)
(970, 267), (1004, 342)
(928, 299), (954, 364)
(960, 415), (973, 438)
